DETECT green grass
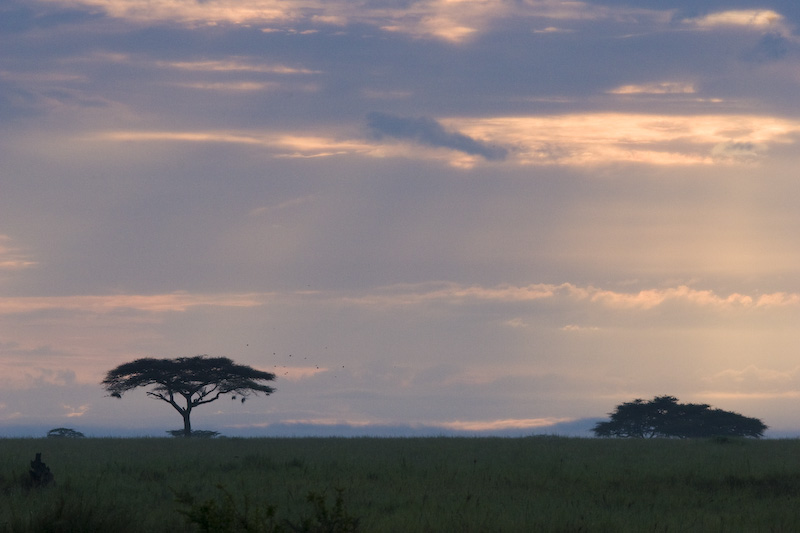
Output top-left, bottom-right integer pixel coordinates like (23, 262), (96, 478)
(2, 436), (800, 531)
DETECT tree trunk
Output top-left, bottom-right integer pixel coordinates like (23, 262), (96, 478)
(183, 409), (192, 437)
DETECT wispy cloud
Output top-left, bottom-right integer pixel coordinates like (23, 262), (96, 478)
(248, 196), (314, 217)
(584, 285), (755, 310)
(378, 0), (513, 42)
(608, 81), (695, 95)
(38, 0), (627, 41)
(172, 81), (283, 91)
(42, 0), (300, 25)
(706, 365), (799, 387)
(333, 282), (800, 313)
(239, 416), (575, 433)
(437, 417), (574, 432)
(63, 403), (90, 417)
(272, 418), (375, 428)
(5, 283), (793, 320)
(367, 112), (509, 161)
(93, 111), (800, 167)
(447, 113), (800, 166)
(698, 391), (800, 401)
(156, 57), (321, 92)
(0, 292), (266, 314)
(532, 26), (573, 34)
(96, 130), (374, 158)
(0, 367), (81, 390)
(685, 10), (787, 30)
(40, 0), (503, 41)
(273, 366), (328, 381)
(561, 324), (601, 333)
(157, 59), (320, 74)
(336, 282), (562, 308)
(0, 235), (36, 272)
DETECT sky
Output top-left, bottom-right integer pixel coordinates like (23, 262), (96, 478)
(3, 0), (800, 437)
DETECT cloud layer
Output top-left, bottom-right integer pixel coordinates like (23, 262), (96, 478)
(367, 112), (509, 161)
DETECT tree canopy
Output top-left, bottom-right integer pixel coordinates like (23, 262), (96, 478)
(102, 355), (276, 437)
(592, 395), (767, 439)
(47, 427), (85, 439)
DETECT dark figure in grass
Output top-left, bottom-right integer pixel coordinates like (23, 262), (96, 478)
(30, 453), (54, 487)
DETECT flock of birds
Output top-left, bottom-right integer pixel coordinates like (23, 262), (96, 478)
(246, 344), (346, 380)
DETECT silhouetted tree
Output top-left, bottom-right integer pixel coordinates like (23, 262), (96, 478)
(102, 355), (276, 437)
(593, 395), (766, 439)
(47, 427), (85, 438)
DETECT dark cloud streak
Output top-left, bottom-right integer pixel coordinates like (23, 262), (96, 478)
(367, 111), (508, 161)
(0, 1), (101, 33)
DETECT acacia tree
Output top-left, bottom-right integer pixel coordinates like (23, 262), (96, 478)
(102, 355), (276, 437)
(593, 395), (767, 439)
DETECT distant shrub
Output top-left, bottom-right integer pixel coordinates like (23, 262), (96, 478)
(710, 435), (746, 445)
(47, 427), (85, 438)
(287, 488), (360, 533)
(174, 485), (360, 532)
(6, 493), (135, 532)
(174, 483), (280, 532)
(167, 429), (220, 438)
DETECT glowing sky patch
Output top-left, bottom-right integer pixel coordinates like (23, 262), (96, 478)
(447, 113), (800, 166)
(438, 417), (576, 431)
(159, 59), (320, 74)
(91, 112), (800, 168)
(0, 292), (265, 314)
(686, 10), (786, 29)
(608, 82), (696, 95)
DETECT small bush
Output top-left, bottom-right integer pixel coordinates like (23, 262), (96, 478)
(174, 485), (360, 533)
(166, 430), (220, 438)
(174, 484), (281, 532)
(285, 488), (360, 533)
(47, 428), (85, 439)
(5, 494), (134, 532)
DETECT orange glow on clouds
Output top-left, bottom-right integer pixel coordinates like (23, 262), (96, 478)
(236, 417), (574, 432)
(0, 292), (265, 314)
(2, 284), (800, 317)
(276, 366), (328, 381)
(437, 417), (574, 431)
(447, 113), (799, 166)
(706, 365), (798, 386)
(174, 81), (281, 91)
(269, 418), (374, 428)
(585, 286), (755, 310)
(47, 0), (295, 24)
(38, 0), (660, 42)
(159, 59), (319, 74)
(698, 391), (800, 401)
(97, 112), (800, 167)
(63, 404), (91, 418)
(0, 235), (37, 271)
(335, 282), (792, 312)
(608, 82), (695, 95)
(686, 10), (786, 29)
(39, 2), (787, 48)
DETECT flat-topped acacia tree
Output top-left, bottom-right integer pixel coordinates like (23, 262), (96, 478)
(592, 395), (767, 439)
(102, 355), (276, 437)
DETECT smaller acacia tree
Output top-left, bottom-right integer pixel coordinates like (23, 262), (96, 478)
(47, 427), (85, 439)
(593, 395), (767, 439)
(102, 355), (276, 437)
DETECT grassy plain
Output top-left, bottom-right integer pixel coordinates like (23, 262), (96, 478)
(2, 436), (800, 531)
